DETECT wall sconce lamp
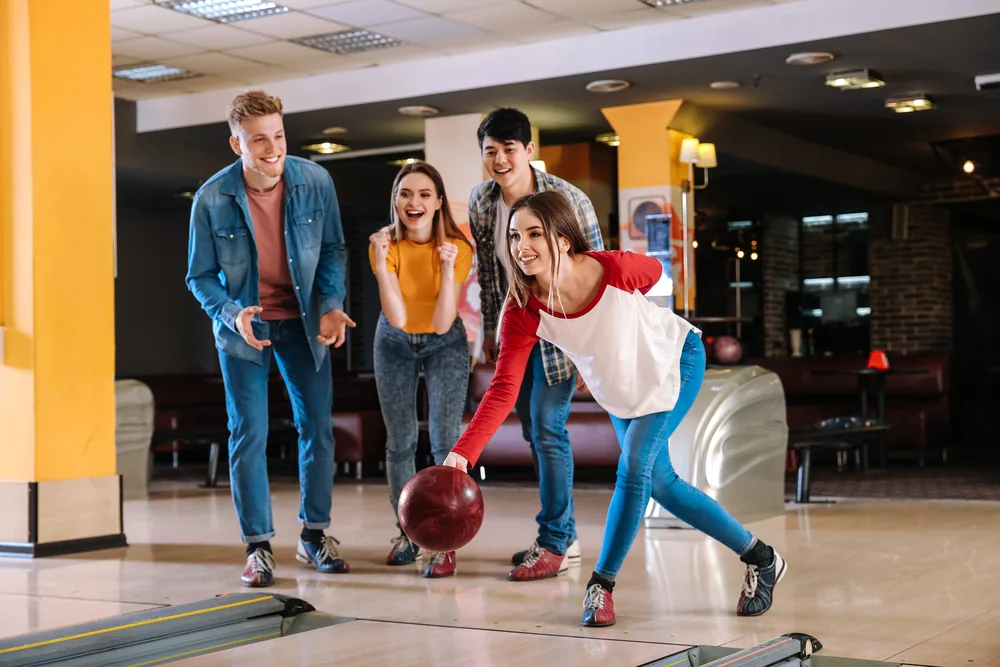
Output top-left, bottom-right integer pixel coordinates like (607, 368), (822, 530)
(677, 137), (717, 318)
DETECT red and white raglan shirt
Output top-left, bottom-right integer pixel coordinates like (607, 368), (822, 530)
(452, 250), (700, 466)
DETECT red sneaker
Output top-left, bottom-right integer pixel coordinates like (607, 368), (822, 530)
(423, 551), (456, 578)
(507, 543), (563, 581)
(581, 583), (615, 627)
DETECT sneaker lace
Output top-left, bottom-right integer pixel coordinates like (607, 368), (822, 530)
(249, 548), (275, 575)
(428, 551), (448, 566)
(742, 564), (759, 599)
(583, 583), (605, 611)
(315, 535), (341, 563)
(519, 543), (544, 569)
(390, 533), (413, 554)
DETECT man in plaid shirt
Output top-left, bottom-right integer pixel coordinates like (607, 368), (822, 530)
(467, 108), (605, 581)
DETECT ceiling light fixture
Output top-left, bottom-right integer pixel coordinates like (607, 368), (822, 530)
(963, 160), (975, 174)
(397, 105), (439, 117)
(825, 68), (884, 90)
(112, 63), (201, 83)
(885, 94), (935, 113)
(321, 126), (347, 135)
(158, 0), (289, 23)
(785, 52), (835, 66)
(709, 81), (742, 90)
(302, 142), (350, 155)
(586, 79), (630, 93)
(595, 132), (620, 147)
(638, 0), (704, 6)
(293, 29), (405, 55)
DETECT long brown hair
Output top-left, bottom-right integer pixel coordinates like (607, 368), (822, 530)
(501, 190), (592, 314)
(388, 161), (466, 248)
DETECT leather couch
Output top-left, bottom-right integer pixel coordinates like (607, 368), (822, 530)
(460, 362), (620, 468)
(136, 372), (386, 478)
(746, 353), (950, 465)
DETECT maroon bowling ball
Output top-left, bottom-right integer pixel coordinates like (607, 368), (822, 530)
(714, 335), (744, 365)
(398, 465), (484, 552)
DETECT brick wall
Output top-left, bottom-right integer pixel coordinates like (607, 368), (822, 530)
(868, 204), (952, 354)
(761, 215), (800, 357)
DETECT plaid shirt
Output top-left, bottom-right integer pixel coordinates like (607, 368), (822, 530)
(468, 167), (605, 386)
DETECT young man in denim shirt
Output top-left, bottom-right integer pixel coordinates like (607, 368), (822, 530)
(186, 90), (355, 587)
(467, 108), (605, 581)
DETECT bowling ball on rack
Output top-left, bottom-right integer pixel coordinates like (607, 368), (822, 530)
(398, 465), (484, 552)
(713, 336), (744, 365)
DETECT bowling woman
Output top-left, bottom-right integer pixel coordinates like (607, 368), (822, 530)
(443, 190), (785, 625)
(370, 162), (473, 578)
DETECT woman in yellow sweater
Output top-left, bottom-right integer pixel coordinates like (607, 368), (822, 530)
(368, 162), (474, 578)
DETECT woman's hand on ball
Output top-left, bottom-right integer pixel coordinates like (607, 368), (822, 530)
(443, 452), (469, 472)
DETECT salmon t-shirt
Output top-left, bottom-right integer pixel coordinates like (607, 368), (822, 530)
(245, 180), (300, 320)
(368, 236), (473, 334)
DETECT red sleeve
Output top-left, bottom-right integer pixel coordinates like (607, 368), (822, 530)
(598, 250), (662, 295)
(451, 305), (539, 466)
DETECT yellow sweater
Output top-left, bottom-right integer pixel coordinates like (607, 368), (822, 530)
(368, 236), (473, 334)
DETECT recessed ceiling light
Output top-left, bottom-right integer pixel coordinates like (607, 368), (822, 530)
(292, 29), (405, 55)
(112, 63), (201, 83)
(786, 52), (835, 66)
(397, 105), (439, 117)
(709, 81), (742, 90)
(303, 142), (350, 154)
(825, 68), (884, 90)
(158, 0), (289, 23)
(638, 0), (704, 6)
(586, 79), (630, 93)
(885, 94), (935, 113)
(321, 126), (347, 135)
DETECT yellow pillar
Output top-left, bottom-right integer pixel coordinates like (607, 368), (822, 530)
(0, 0), (123, 556)
(602, 101), (696, 314)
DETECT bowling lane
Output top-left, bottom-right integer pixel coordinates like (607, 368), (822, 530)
(174, 619), (691, 667)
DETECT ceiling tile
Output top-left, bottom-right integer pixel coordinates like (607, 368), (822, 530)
(433, 33), (515, 54)
(391, 0), (494, 12)
(159, 51), (263, 74)
(375, 15), (479, 43)
(112, 54), (144, 67)
(111, 26), (144, 41)
(113, 36), (205, 61)
(238, 11), (350, 39)
(281, 53), (355, 75)
(443, 2), (561, 31)
(510, 21), (598, 43)
(226, 40), (325, 64)
(581, 7), (676, 30)
(526, 0), (640, 14)
(230, 66), (302, 84)
(660, 0), (774, 18)
(161, 24), (273, 49)
(109, 5), (213, 33)
(305, 0), (428, 27)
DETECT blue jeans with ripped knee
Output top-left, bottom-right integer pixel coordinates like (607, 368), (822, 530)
(595, 330), (755, 579)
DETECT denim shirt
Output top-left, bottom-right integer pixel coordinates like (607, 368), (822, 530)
(185, 156), (347, 371)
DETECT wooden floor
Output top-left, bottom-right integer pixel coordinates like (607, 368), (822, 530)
(2, 478), (999, 666)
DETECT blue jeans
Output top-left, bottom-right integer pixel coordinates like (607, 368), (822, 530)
(595, 331), (754, 578)
(373, 314), (470, 523)
(514, 344), (577, 555)
(218, 317), (335, 543)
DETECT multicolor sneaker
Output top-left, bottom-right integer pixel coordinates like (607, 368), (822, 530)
(295, 535), (350, 574)
(422, 551), (456, 578)
(581, 583), (615, 627)
(511, 539), (580, 572)
(507, 543), (564, 581)
(737, 550), (787, 616)
(386, 532), (421, 566)
(242, 547), (275, 588)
